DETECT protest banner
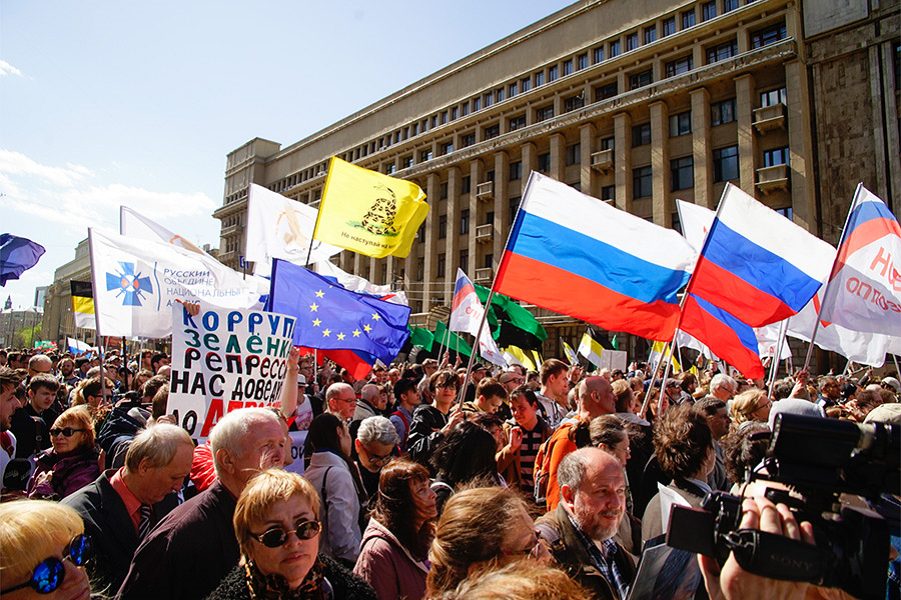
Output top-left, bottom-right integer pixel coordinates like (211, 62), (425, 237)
(167, 303), (296, 439)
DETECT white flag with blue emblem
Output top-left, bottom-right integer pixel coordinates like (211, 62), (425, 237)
(88, 228), (264, 338)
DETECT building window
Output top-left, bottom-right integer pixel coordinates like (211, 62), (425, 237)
(594, 46), (605, 63)
(484, 93), (493, 108)
(440, 141), (454, 155)
(437, 254), (446, 276)
(473, 96), (481, 111)
(602, 185), (615, 202)
(682, 9), (696, 28)
(509, 115), (527, 131)
(536, 105), (555, 122)
(538, 153), (551, 173)
(702, 1), (716, 21)
(565, 143), (581, 166)
(577, 53), (588, 70)
(461, 209), (470, 234)
(416, 258), (424, 281)
(496, 88), (505, 103)
(484, 253), (494, 268)
(595, 81), (618, 101)
(663, 16), (676, 36)
(707, 40), (738, 63)
(711, 98), (736, 125)
(418, 224), (426, 242)
(724, 0), (738, 12)
(509, 161), (522, 181)
(484, 209), (494, 222)
(760, 87), (787, 107)
(751, 22), (786, 48)
(535, 71), (544, 86)
(610, 40), (621, 57)
(462, 176), (471, 194)
(632, 123), (651, 147)
(402, 156), (413, 168)
(385, 163), (396, 174)
(564, 94), (585, 112)
(670, 111), (692, 136)
(665, 55), (693, 78)
(630, 69), (653, 90)
(633, 166), (653, 198)
(484, 124), (500, 139)
(626, 32), (639, 51)
(775, 206), (793, 220)
(509, 197), (521, 223)
(412, 123), (419, 136)
(601, 136), (615, 151)
(713, 145), (739, 182)
(461, 133), (476, 148)
(763, 147), (789, 167)
(509, 82), (518, 97)
(461, 102), (469, 116)
(548, 65), (558, 81)
(671, 157), (694, 191)
(645, 25), (657, 44)
(440, 111), (448, 124)
(438, 215), (447, 239)
(563, 59), (573, 75)
(439, 182), (448, 200)
(420, 149), (433, 162)
(451, 106), (458, 121)
(521, 77), (531, 92)
(459, 249), (469, 271)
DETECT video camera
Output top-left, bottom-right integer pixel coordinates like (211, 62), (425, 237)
(668, 413), (899, 600)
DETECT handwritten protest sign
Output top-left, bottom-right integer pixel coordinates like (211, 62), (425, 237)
(168, 303), (296, 439)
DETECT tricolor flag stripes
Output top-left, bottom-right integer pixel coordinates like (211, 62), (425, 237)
(496, 173), (695, 341)
(449, 269), (505, 366)
(681, 294), (764, 379)
(689, 184), (833, 327)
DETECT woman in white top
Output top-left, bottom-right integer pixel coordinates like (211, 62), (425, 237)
(304, 413), (368, 567)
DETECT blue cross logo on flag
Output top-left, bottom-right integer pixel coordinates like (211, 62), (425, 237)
(106, 262), (153, 306)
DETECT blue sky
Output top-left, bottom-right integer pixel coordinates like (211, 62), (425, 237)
(1, 0), (573, 310)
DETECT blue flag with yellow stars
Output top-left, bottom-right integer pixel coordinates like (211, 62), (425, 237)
(267, 259), (411, 365)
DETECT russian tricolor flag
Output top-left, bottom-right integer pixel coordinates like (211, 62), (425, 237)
(820, 184), (901, 337)
(689, 184), (834, 328)
(681, 294), (764, 379)
(495, 173), (696, 341)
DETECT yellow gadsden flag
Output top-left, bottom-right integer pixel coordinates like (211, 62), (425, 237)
(313, 157), (429, 258)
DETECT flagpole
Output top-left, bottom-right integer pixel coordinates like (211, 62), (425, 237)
(803, 182), (862, 372)
(767, 318), (789, 397)
(456, 286), (499, 411)
(639, 339), (671, 418)
(435, 320), (448, 367)
(87, 229), (110, 405)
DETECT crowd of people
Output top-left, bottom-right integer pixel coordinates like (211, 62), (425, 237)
(0, 345), (898, 599)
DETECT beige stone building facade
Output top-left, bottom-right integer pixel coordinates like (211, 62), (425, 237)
(214, 0), (899, 364)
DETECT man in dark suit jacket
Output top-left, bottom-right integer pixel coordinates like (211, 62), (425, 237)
(62, 424), (194, 591)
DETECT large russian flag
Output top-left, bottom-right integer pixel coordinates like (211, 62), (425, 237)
(689, 184), (834, 327)
(681, 294), (764, 379)
(820, 184), (901, 337)
(495, 173), (696, 341)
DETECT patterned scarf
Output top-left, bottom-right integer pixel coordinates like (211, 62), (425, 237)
(244, 557), (328, 600)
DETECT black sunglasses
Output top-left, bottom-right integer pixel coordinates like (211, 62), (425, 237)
(49, 427), (86, 438)
(250, 520), (322, 548)
(0, 534), (92, 594)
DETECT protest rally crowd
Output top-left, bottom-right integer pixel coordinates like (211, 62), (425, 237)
(0, 344), (898, 600)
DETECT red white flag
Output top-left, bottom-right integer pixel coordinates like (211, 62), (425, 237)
(449, 269), (505, 366)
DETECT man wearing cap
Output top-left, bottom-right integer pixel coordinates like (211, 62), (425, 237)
(462, 362), (488, 405)
(880, 377), (900, 400)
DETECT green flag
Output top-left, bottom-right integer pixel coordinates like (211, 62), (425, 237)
(611, 334), (618, 350)
(434, 320), (473, 357)
(473, 284), (547, 350)
(408, 326), (434, 352)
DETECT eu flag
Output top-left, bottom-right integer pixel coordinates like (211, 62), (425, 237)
(267, 259), (411, 366)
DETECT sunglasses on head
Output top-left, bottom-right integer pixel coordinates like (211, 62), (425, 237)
(0, 534), (92, 594)
(250, 520), (322, 548)
(49, 427), (86, 438)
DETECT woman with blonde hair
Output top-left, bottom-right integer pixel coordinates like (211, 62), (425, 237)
(427, 486), (548, 597)
(730, 388), (771, 429)
(26, 406), (100, 500)
(0, 499), (93, 598)
(207, 469), (375, 599)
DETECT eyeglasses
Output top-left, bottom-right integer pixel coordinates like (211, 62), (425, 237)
(0, 534), (92, 594)
(250, 520), (322, 548)
(362, 445), (393, 465)
(49, 427), (86, 438)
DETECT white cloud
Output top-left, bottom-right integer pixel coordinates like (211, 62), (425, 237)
(0, 60), (23, 77)
(0, 149), (93, 187)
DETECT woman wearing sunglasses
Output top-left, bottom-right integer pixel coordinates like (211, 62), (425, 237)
(206, 469), (375, 600)
(26, 406), (99, 501)
(0, 499), (93, 599)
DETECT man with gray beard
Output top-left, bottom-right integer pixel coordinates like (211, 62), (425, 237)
(536, 447), (637, 600)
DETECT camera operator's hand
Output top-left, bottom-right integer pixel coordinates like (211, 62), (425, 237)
(698, 496), (816, 600)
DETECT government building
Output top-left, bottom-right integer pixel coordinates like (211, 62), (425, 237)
(213, 0), (899, 365)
